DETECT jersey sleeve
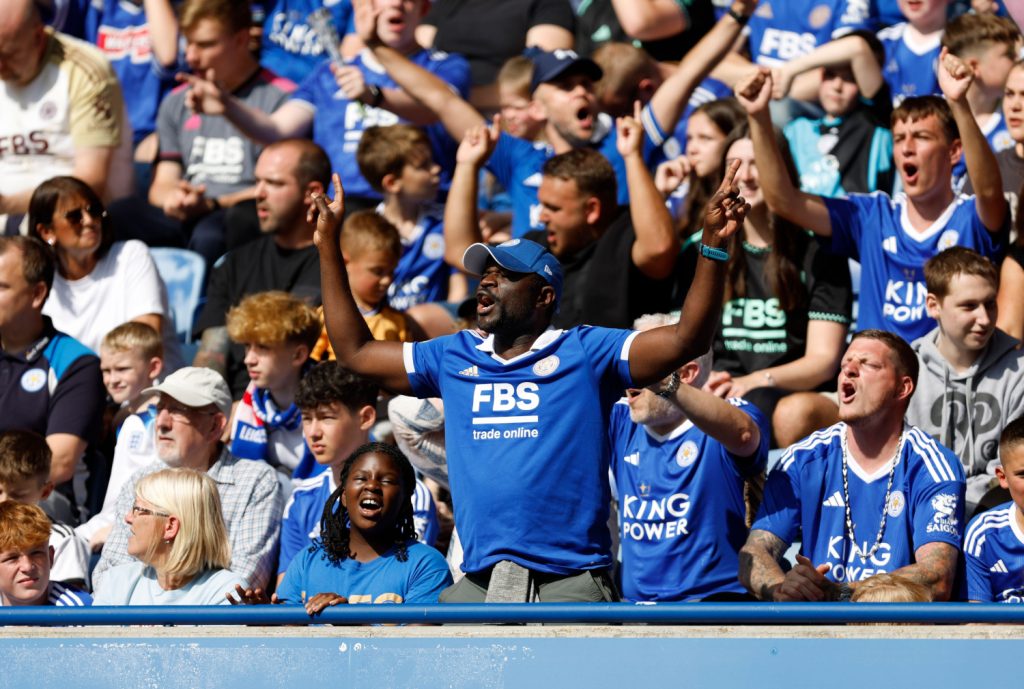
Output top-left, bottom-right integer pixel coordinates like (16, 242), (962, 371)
(963, 518), (995, 602)
(911, 475), (966, 551)
(290, 64), (327, 110)
(46, 351), (104, 441)
(485, 132), (534, 192)
(722, 398), (770, 478)
(404, 338), (447, 399)
(155, 89), (185, 164)
(429, 52), (471, 98)
(66, 41), (124, 148)
(578, 326), (638, 390)
(823, 194), (871, 260)
(403, 546), (454, 604)
(806, 241), (853, 325)
(751, 451), (802, 545)
(833, 0), (872, 36)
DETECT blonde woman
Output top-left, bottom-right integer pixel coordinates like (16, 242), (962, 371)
(93, 469), (245, 605)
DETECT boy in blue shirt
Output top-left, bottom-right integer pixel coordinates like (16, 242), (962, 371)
(876, 0), (948, 105)
(964, 415), (1024, 602)
(737, 51), (1008, 344)
(312, 152), (750, 601)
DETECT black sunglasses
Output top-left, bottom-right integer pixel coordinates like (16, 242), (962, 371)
(62, 204), (107, 225)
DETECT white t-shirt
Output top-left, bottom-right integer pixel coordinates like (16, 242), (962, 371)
(92, 563), (246, 605)
(43, 240), (183, 371)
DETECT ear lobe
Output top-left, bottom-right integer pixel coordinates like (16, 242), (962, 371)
(358, 404), (377, 431)
(678, 361), (700, 385)
(148, 357), (164, 382)
(949, 138), (963, 167)
(925, 293), (941, 319)
(583, 196), (602, 226)
(31, 281), (48, 310)
(381, 173), (401, 195)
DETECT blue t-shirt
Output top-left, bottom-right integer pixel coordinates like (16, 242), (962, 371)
(290, 48), (470, 200)
(278, 471), (439, 575)
(277, 540), (452, 604)
(487, 108), (666, 237)
(964, 502), (1024, 602)
(404, 326), (638, 574)
(608, 398), (769, 601)
(754, 423), (965, 584)
(259, 0), (353, 84)
(747, 0), (871, 66)
(877, 22), (941, 106)
(824, 192), (1005, 342)
(84, 0), (180, 143)
(380, 203), (453, 310)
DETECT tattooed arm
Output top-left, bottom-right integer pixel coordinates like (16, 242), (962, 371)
(891, 542), (959, 602)
(192, 326), (229, 379)
(739, 529), (789, 601)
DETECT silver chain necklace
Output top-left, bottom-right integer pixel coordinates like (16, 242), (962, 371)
(840, 427), (905, 563)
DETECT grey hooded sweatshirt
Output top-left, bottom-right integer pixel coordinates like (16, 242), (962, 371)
(907, 327), (1024, 512)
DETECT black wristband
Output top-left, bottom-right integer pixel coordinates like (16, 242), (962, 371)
(727, 7), (750, 25)
(364, 84), (383, 108)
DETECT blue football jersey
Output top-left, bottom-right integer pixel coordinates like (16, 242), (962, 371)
(405, 326), (637, 574)
(952, 111), (1015, 191)
(278, 471), (440, 575)
(754, 424), (966, 584)
(877, 22), (941, 106)
(381, 203), (452, 310)
(85, 0), (181, 143)
(259, 0), (353, 84)
(824, 192), (1005, 342)
(748, 0), (871, 66)
(290, 48), (470, 200)
(964, 502), (1024, 602)
(609, 397), (769, 601)
(487, 107), (667, 237)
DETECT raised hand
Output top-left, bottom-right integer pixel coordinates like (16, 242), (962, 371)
(311, 173), (346, 251)
(331, 63), (370, 102)
(735, 67), (773, 116)
(352, 0), (382, 48)
(771, 64), (794, 100)
(702, 158), (750, 242)
(225, 584), (274, 605)
(654, 155), (692, 196)
(702, 370), (734, 398)
(615, 100), (644, 159)
(305, 592), (348, 616)
(456, 116), (501, 168)
(937, 47), (973, 103)
(179, 69), (227, 116)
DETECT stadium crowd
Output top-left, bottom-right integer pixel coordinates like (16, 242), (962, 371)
(3, 0), (1024, 611)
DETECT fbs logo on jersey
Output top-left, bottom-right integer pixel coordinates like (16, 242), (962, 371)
(926, 493), (959, 536)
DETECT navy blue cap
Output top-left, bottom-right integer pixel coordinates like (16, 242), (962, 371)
(463, 239), (563, 303)
(526, 48), (603, 93)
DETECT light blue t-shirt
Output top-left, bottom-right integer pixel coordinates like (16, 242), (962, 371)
(277, 540), (451, 604)
(92, 563), (246, 605)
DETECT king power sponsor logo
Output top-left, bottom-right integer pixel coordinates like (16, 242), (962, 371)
(620, 492), (691, 542)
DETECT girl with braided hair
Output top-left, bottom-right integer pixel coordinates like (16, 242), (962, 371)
(265, 443), (452, 614)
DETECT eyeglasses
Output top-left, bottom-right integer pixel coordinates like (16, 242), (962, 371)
(130, 503), (169, 518)
(156, 400), (217, 425)
(62, 204), (107, 225)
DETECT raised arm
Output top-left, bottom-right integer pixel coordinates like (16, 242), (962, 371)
(618, 103), (679, 280)
(672, 369), (761, 457)
(354, 0), (484, 142)
(443, 119), (501, 268)
(144, 0), (179, 68)
(736, 68), (833, 236)
(313, 175), (413, 393)
(181, 72), (312, 143)
(647, 0), (756, 134)
(939, 48), (1007, 233)
(773, 33), (884, 101)
(628, 160), (747, 385)
(611, 0), (689, 40)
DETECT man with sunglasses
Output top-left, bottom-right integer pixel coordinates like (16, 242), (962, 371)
(609, 312), (768, 602)
(92, 367), (282, 591)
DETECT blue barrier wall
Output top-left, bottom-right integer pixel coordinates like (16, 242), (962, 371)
(3, 605), (1023, 689)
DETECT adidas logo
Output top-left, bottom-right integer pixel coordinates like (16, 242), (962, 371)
(991, 560), (1009, 574)
(822, 491), (845, 508)
(458, 365), (479, 377)
(624, 452), (640, 466)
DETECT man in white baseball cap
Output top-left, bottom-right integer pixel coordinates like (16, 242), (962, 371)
(92, 367), (282, 590)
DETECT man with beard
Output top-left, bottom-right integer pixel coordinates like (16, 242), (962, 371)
(91, 367), (282, 591)
(609, 313), (768, 602)
(192, 139), (327, 400)
(312, 160), (749, 602)
(739, 330), (966, 602)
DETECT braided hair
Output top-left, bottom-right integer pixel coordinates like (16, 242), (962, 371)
(316, 442), (419, 564)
